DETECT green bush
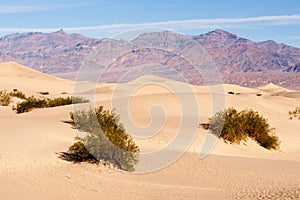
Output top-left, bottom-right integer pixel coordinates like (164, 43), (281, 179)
(0, 90), (11, 106)
(68, 136), (94, 161)
(47, 96), (89, 107)
(15, 96), (47, 113)
(208, 107), (279, 150)
(289, 106), (300, 120)
(9, 89), (27, 100)
(15, 96), (89, 113)
(68, 106), (140, 171)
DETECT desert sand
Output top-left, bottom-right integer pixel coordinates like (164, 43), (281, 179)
(0, 62), (299, 199)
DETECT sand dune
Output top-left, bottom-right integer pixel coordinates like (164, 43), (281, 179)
(0, 62), (74, 95)
(0, 62), (299, 199)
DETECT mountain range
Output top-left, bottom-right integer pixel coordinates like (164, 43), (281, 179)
(0, 29), (299, 89)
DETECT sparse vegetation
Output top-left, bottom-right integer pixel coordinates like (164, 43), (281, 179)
(0, 90), (11, 106)
(256, 93), (262, 97)
(15, 96), (47, 113)
(227, 91), (242, 96)
(38, 91), (49, 95)
(9, 89), (27, 100)
(15, 96), (89, 113)
(289, 106), (300, 120)
(206, 107), (280, 150)
(65, 106), (140, 171)
(47, 96), (89, 107)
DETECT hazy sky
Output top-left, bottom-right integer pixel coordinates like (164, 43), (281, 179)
(1, 0), (300, 46)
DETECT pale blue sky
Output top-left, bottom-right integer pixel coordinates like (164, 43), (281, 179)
(1, 0), (300, 46)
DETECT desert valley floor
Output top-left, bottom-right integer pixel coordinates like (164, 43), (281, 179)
(0, 62), (300, 199)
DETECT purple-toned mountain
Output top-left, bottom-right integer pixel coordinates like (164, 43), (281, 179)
(0, 29), (299, 89)
(0, 29), (100, 74)
(195, 29), (300, 74)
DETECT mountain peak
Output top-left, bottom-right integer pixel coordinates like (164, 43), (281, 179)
(204, 29), (238, 38)
(52, 29), (66, 34)
(195, 29), (240, 47)
(213, 29), (233, 34)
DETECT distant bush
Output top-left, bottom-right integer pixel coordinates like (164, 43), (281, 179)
(47, 96), (89, 107)
(207, 107), (280, 150)
(289, 106), (300, 120)
(9, 89), (27, 100)
(228, 91), (235, 95)
(256, 93), (262, 97)
(38, 91), (49, 95)
(0, 90), (11, 106)
(67, 106), (140, 171)
(15, 96), (89, 114)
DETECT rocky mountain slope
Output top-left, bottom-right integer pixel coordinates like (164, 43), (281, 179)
(0, 29), (100, 74)
(195, 29), (300, 74)
(0, 29), (300, 88)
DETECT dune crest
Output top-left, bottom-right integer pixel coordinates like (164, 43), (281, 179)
(0, 62), (74, 95)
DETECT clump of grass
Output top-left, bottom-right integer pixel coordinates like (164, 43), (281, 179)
(9, 89), (27, 100)
(206, 107), (280, 150)
(0, 90), (11, 106)
(15, 96), (89, 114)
(63, 106), (140, 171)
(289, 106), (300, 120)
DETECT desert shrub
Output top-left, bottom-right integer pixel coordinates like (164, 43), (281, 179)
(72, 96), (90, 104)
(289, 106), (300, 120)
(256, 93), (262, 97)
(47, 96), (89, 107)
(15, 96), (89, 113)
(0, 90), (11, 106)
(68, 136), (94, 161)
(207, 107), (279, 150)
(48, 97), (72, 107)
(228, 91), (235, 95)
(38, 91), (49, 95)
(68, 106), (140, 171)
(47, 97), (69, 107)
(15, 96), (47, 113)
(9, 89), (27, 100)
